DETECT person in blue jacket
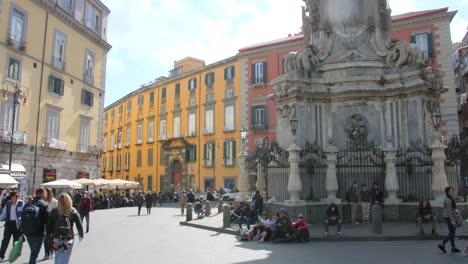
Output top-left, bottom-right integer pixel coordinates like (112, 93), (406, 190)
(0, 190), (24, 261)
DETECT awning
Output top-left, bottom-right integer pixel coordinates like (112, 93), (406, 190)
(0, 163), (27, 177)
(0, 174), (19, 186)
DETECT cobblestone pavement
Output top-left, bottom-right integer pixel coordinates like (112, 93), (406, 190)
(2, 204), (467, 264)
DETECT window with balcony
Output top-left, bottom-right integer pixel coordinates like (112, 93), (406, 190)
(189, 98), (196, 108)
(188, 78), (197, 93)
(137, 95), (144, 109)
(124, 152), (130, 170)
(224, 66), (235, 85)
(225, 88), (234, 99)
(52, 30), (66, 70)
(411, 32), (433, 59)
(8, 5), (27, 51)
(103, 136), (107, 152)
(251, 62), (267, 84)
(110, 132), (114, 150)
(161, 87), (166, 102)
(205, 72), (215, 89)
(137, 123), (143, 144)
(147, 148), (153, 167)
(149, 91), (154, 106)
(84, 1), (101, 33)
(1, 94), (19, 136)
(223, 140), (236, 166)
(206, 93), (214, 103)
(84, 50), (95, 84)
(188, 113), (196, 137)
(117, 129), (122, 149)
(204, 109), (214, 134)
(159, 120), (166, 140)
(126, 100), (132, 114)
(81, 89), (94, 107)
(203, 142), (215, 167)
(116, 153), (121, 171)
(79, 118), (90, 153)
(147, 120), (154, 142)
(108, 156), (113, 171)
(136, 150), (142, 167)
(251, 105), (268, 131)
(186, 145), (197, 162)
(224, 105), (235, 132)
(173, 116), (181, 138)
(125, 126), (131, 147)
(48, 75), (64, 96)
(46, 109), (60, 141)
(6, 56), (21, 81)
(175, 83), (180, 99)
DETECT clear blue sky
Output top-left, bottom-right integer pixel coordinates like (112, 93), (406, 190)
(101, 0), (468, 107)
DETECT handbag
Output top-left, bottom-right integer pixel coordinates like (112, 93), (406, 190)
(455, 210), (464, 228)
(8, 235), (24, 263)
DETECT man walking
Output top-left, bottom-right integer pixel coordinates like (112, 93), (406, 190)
(78, 191), (93, 233)
(360, 184), (371, 223)
(347, 181), (360, 224)
(22, 188), (48, 264)
(0, 190), (24, 261)
(135, 191), (145, 216)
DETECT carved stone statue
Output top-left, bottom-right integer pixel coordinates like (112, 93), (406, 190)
(345, 114), (369, 140)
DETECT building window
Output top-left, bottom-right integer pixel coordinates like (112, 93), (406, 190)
(224, 66), (235, 85)
(161, 87), (166, 102)
(137, 95), (144, 109)
(251, 105), (267, 130)
(110, 132), (114, 150)
(1, 94), (19, 133)
(6, 56), (21, 81)
(116, 153), (121, 171)
(57, 0), (73, 12)
(84, 50), (95, 84)
(124, 152), (130, 170)
(149, 91), (154, 106)
(137, 123), (143, 144)
(125, 126), (131, 147)
(84, 1), (101, 33)
(223, 140), (236, 166)
(204, 109), (214, 134)
(173, 116), (181, 138)
(186, 145), (197, 162)
(188, 113), (196, 136)
(104, 113), (108, 123)
(411, 32), (433, 59)
(46, 109), (60, 140)
(206, 93), (214, 103)
(103, 136), (107, 151)
(118, 105), (123, 116)
(147, 148), (153, 167)
(48, 75), (64, 96)
(189, 98), (196, 107)
(171, 67), (181, 78)
(161, 105), (166, 114)
(225, 88), (234, 99)
(188, 78), (197, 90)
(148, 175), (153, 191)
(126, 100), (132, 114)
(174, 103), (181, 111)
(224, 105), (235, 131)
(136, 150), (142, 167)
(203, 142), (215, 167)
(147, 120), (154, 142)
(110, 110), (115, 121)
(252, 62), (267, 84)
(79, 119), (90, 152)
(117, 129), (122, 147)
(52, 30), (66, 70)
(175, 83), (180, 99)
(159, 120), (166, 140)
(102, 156), (106, 172)
(108, 155), (113, 171)
(8, 6), (27, 50)
(205, 72), (215, 89)
(81, 89), (94, 107)
(224, 178), (236, 189)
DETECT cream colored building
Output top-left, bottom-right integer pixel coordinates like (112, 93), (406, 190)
(0, 0), (111, 193)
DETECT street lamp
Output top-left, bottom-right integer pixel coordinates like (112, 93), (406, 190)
(289, 118), (298, 136)
(1, 80), (29, 173)
(431, 103), (442, 131)
(240, 127), (247, 144)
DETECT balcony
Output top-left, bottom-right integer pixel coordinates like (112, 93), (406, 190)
(224, 158), (235, 167)
(204, 160), (213, 167)
(52, 57), (66, 71)
(225, 78), (234, 86)
(147, 138), (154, 143)
(84, 73), (94, 85)
(6, 34), (27, 51)
(203, 128), (214, 135)
(124, 142), (130, 148)
(42, 138), (67, 151)
(77, 145), (99, 155)
(116, 143), (122, 149)
(158, 135), (167, 141)
(136, 139), (142, 145)
(172, 133), (182, 138)
(0, 130), (27, 144)
(251, 122), (268, 131)
(186, 131), (196, 137)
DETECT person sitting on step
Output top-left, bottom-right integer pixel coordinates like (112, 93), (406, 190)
(194, 198), (206, 219)
(324, 203), (343, 237)
(417, 199), (438, 235)
(292, 214), (310, 243)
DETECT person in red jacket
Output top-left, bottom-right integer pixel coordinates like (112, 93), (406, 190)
(78, 191), (93, 233)
(292, 214), (310, 242)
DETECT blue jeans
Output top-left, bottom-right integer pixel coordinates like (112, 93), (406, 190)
(324, 218), (342, 233)
(442, 218), (456, 248)
(54, 239), (74, 264)
(26, 235), (44, 264)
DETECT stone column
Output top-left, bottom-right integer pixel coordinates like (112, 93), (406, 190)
(256, 161), (265, 194)
(286, 141), (304, 204)
(431, 134), (449, 206)
(238, 150), (249, 199)
(384, 145), (401, 204)
(324, 144), (340, 203)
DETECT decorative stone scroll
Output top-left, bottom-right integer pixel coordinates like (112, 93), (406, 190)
(277, 104), (296, 120)
(385, 40), (424, 67)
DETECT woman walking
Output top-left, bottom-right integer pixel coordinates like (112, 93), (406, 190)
(179, 190), (188, 215)
(437, 186), (461, 254)
(43, 188), (58, 260)
(47, 193), (84, 264)
(145, 191), (154, 215)
(0, 191), (24, 261)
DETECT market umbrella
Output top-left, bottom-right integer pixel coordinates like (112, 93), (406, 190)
(41, 179), (83, 189)
(92, 179), (111, 186)
(0, 174), (19, 187)
(109, 179), (139, 189)
(73, 178), (95, 186)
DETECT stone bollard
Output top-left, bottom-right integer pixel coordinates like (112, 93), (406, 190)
(205, 201), (212, 216)
(371, 204), (383, 234)
(186, 203), (193, 222)
(218, 200), (223, 214)
(223, 204), (231, 228)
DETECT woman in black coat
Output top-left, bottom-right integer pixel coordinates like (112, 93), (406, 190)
(145, 191), (154, 215)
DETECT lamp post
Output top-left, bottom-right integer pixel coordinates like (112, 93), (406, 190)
(286, 117), (304, 204)
(238, 127), (249, 199)
(1, 80), (28, 173)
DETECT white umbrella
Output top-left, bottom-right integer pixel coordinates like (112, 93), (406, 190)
(0, 174), (19, 187)
(73, 178), (95, 186)
(41, 179), (83, 189)
(109, 179), (139, 189)
(92, 179), (111, 186)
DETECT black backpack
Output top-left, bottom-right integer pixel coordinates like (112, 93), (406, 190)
(21, 201), (42, 235)
(53, 214), (73, 240)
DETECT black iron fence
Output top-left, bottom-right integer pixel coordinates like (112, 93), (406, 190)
(299, 141), (327, 201)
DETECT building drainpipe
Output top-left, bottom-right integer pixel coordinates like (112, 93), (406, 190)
(198, 70), (202, 192)
(32, 7), (51, 192)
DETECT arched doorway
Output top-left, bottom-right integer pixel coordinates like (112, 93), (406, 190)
(172, 160), (183, 190)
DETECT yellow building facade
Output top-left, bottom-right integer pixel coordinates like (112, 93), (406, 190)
(103, 57), (241, 192)
(0, 0), (111, 192)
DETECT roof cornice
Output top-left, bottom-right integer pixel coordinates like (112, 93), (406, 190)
(238, 40), (304, 57)
(32, 0), (112, 52)
(392, 11), (457, 30)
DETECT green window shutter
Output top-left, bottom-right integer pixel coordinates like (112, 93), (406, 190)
(60, 79), (64, 95)
(194, 145), (197, 161)
(205, 74), (208, 85)
(427, 32), (434, 58)
(203, 144), (207, 160)
(223, 141), (227, 159)
(231, 66), (235, 78)
(81, 90), (85, 105)
(224, 67), (227, 80)
(187, 79), (191, 90)
(162, 88), (166, 98)
(251, 64), (255, 84)
(211, 72), (215, 84)
(263, 62), (267, 83)
(263, 105), (267, 126)
(48, 75), (53, 93)
(212, 143), (215, 161)
(194, 78), (197, 89)
(90, 92), (94, 107)
(185, 147), (190, 162)
(251, 106), (256, 125)
(232, 141), (236, 160)
(175, 83), (180, 94)
(410, 35), (416, 44)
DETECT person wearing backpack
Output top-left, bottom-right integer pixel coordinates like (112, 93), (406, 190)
(22, 188), (48, 264)
(78, 191), (92, 233)
(43, 188), (58, 260)
(0, 190), (24, 261)
(47, 193), (84, 264)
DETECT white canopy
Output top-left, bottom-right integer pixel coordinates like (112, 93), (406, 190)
(92, 179), (112, 186)
(73, 178), (95, 186)
(41, 179), (83, 189)
(0, 174), (19, 187)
